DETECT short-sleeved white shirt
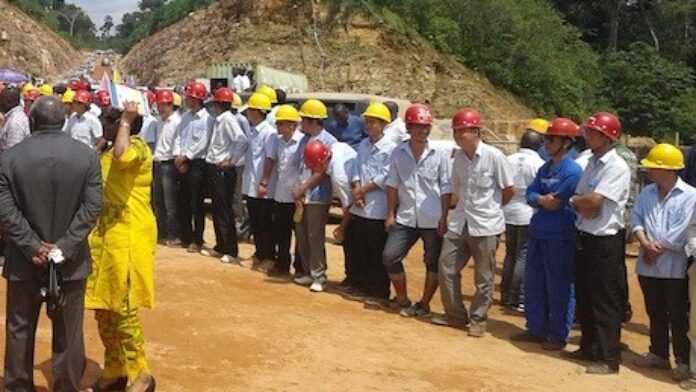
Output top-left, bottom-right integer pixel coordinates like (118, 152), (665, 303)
(503, 148), (544, 226)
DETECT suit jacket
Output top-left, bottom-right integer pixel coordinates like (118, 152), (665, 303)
(0, 129), (102, 281)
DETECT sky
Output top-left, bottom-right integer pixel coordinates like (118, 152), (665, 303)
(71, 0), (140, 27)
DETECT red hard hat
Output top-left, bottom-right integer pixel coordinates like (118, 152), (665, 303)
(156, 89), (174, 104)
(546, 117), (579, 138)
(144, 90), (156, 106)
(69, 79), (88, 91)
(583, 112), (622, 141)
(404, 104), (433, 126)
(73, 89), (92, 105)
(185, 82), (207, 100)
(23, 88), (41, 102)
(452, 108), (482, 130)
(95, 90), (111, 107)
(213, 87), (234, 103)
(304, 140), (331, 170)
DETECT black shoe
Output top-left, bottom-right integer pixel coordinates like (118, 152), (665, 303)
(87, 376), (128, 391)
(586, 362), (619, 375)
(562, 348), (594, 362)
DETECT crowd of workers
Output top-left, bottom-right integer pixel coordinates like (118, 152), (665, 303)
(0, 75), (696, 391)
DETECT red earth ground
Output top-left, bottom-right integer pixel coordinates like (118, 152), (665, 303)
(0, 219), (680, 391)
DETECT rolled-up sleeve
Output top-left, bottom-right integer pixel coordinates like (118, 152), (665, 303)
(631, 190), (647, 234)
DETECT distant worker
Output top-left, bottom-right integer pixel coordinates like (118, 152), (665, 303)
(327, 103), (366, 150)
(0, 87), (30, 153)
(65, 90), (106, 151)
(383, 101), (407, 144)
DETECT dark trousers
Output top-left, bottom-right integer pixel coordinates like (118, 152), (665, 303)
(153, 160), (180, 241)
(575, 231), (624, 369)
(619, 229), (632, 320)
(501, 224), (528, 306)
(4, 279), (86, 392)
(178, 159), (206, 246)
(233, 166), (251, 241)
(246, 196), (274, 260)
(272, 201), (303, 274)
(206, 163), (239, 257)
(639, 276), (690, 365)
(345, 214), (390, 298)
(383, 224), (441, 274)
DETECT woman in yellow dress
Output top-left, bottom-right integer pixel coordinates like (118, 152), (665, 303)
(86, 102), (157, 392)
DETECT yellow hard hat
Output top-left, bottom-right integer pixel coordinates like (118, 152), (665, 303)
(39, 84), (53, 96)
(363, 102), (392, 123)
(526, 118), (550, 134)
(173, 92), (182, 107)
(256, 85), (278, 104)
(62, 88), (75, 103)
(299, 99), (328, 119)
(247, 92), (272, 111)
(640, 143), (684, 170)
(22, 83), (35, 94)
(275, 105), (301, 122)
(231, 92), (242, 109)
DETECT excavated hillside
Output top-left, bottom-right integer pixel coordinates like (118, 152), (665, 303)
(0, 1), (81, 78)
(122, 0), (534, 128)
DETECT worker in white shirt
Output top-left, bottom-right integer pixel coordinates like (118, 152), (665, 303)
(291, 99), (338, 293)
(574, 135), (592, 171)
(343, 102), (398, 300)
(258, 105), (304, 277)
(231, 92), (251, 242)
(500, 130), (544, 311)
(630, 144), (695, 382)
(152, 90), (182, 247)
(371, 104), (451, 316)
(566, 112), (631, 374)
(383, 101), (408, 144)
(432, 108), (514, 337)
(203, 88), (248, 264)
(65, 90), (105, 151)
(242, 93), (277, 271)
(175, 81), (214, 253)
(138, 91), (159, 152)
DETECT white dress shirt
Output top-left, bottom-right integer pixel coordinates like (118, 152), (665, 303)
(176, 108), (214, 160)
(575, 149), (592, 171)
(633, 179), (696, 279)
(65, 111), (103, 149)
(449, 142), (515, 236)
(503, 148), (544, 226)
(138, 115), (159, 146)
(385, 142), (452, 229)
(328, 142), (358, 208)
(234, 113), (251, 167)
(266, 130), (303, 203)
(383, 118), (409, 144)
(205, 111), (248, 165)
(242, 119), (276, 198)
(349, 135), (398, 220)
(575, 148), (631, 236)
(153, 111), (181, 162)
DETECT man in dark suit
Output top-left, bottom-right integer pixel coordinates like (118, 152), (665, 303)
(0, 96), (102, 392)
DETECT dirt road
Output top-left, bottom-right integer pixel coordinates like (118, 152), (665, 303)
(0, 220), (679, 391)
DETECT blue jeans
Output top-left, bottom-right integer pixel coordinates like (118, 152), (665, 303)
(382, 223), (441, 274)
(501, 224), (528, 306)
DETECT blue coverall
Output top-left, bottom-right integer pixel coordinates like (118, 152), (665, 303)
(525, 156), (582, 344)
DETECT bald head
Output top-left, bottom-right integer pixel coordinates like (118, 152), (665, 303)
(30, 96), (66, 132)
(520, 130), (544, 151)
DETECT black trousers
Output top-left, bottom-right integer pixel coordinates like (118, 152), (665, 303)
(206, 163), (239, 257)
(639, 276), (690, 364)
(4, 279), (86, 392)
(246, 196), (274, 260)
(272, 201), (303, 274)
(178, 159), (206, 246)
(575, 231), (624, 369)
(153, 160), (180, 241)
(345, 214), (390, 299)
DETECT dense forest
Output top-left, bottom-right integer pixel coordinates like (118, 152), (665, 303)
(9, 0), (696, 142)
